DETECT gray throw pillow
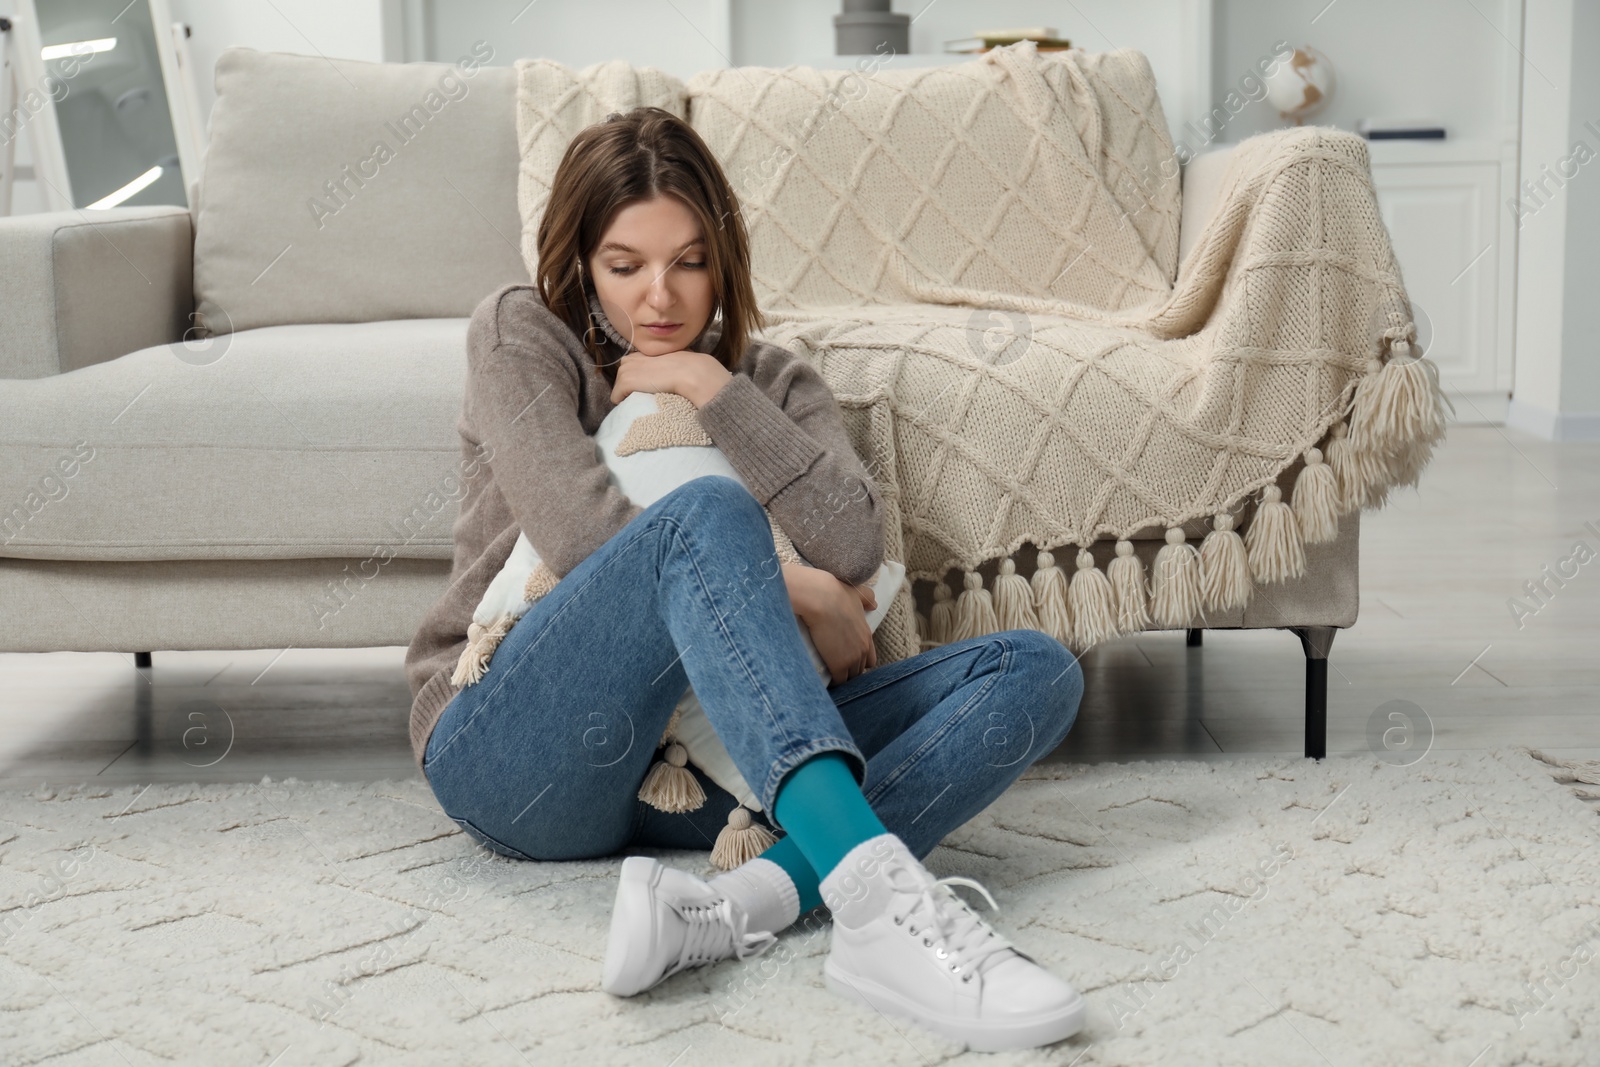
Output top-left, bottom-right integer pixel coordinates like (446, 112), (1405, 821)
(192, 45), (528, 335)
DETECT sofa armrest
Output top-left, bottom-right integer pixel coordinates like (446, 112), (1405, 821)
(0, 205), (194, 379)
(1177, 144), (1238, 279)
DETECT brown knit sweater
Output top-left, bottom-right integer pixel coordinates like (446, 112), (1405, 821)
(404, 283), (886, 772)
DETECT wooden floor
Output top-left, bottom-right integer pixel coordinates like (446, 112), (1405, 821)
(3, 425), (1597, 790)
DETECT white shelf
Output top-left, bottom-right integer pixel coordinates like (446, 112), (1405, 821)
(1366, 137), (1510, 166)
(799, 53), (980, 69)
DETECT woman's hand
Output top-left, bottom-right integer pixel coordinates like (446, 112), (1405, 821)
(782, 563), (877, 686)
(610, 350), (732, 407)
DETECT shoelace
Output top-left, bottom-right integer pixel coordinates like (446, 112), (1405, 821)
(885, 864), (1016, 983)
(666, 897), (778, 980)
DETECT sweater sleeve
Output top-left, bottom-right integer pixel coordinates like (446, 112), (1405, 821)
(693, 348), (886, 586)
(466, 289), (644, 580)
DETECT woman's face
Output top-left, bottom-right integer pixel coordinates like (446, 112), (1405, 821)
(587, 194), (714, 355)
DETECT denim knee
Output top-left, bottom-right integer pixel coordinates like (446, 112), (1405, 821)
(660, 474), (773, 553)
(670, 473), (762, 517)
(1000, 628), (1083, 750)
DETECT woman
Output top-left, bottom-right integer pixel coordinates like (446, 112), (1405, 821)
(403, 107), (1087, 1053)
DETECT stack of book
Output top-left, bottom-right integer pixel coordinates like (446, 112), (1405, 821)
(945, 26), (1073, 54)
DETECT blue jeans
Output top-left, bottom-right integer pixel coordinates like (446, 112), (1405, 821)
(423, 475), (1084, 866)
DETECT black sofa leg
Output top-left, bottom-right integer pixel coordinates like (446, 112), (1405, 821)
(135, 652), (153, 669)
(1185, 628), (1203, 647)
(1291, 626), (1336, 760)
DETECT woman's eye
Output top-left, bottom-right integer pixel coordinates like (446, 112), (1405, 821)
(607, 261), (707, 275)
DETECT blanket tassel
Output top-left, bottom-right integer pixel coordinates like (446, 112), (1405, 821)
(1324, 422), (1363, 512)
(1150, 527), (1202, 627)
(1031, 550), (1074, 647)
(953, 569), (999, 641)
(1199, 513), (1252, 611)
(1350, 340), (1451, 454)
(993, 556), (1041, 631)
(1244, 484), (1306, 583)
(930, 579), (957, 645)
(638, 742), (707, 813)
(1068, 548), (1117, 649)
(1107, 540), (1150, 633)
(1292, 447), (1341, 543)
(1373, 342), (1451, 493)
(710, 806), (778, 871)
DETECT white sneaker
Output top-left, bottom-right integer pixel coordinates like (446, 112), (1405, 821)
(602, 855), (779, 997)
(820, 833), (1086, 1052)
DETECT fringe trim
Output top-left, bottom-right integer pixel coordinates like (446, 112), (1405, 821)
(930, 579), (957, 645)
(1244, 484), (1305, 584)
(1199, 512), (1252, 612)
(1107, 540), (1150, 633)
(1150, 527), (1202, 627)
(710, 806), (779, 870)
(1292, 446), (1341, 543)
(1067, 548), (1117, 648)
(993, 557), (1041, 631)
(637, 741), (706, 814)
(905, 333), (1449, 656)
(1030, 550), (1073, 646)
(952, 570), (999, 641)
(450, 612), (515, 687)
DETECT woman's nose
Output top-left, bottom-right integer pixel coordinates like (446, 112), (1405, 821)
(646, 274), (675, 309)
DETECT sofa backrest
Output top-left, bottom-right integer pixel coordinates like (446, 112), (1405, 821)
(512, 58), (690, 283)
(192, 46), (528, 336)
(193, 46), (1181, 335)
(684, 47), (1181, 313)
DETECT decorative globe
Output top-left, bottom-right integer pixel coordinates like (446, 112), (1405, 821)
(1264, 46), (1335, 125)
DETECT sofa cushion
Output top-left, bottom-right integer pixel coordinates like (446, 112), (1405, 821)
(685, 45), (1181, 313)
(192, 47), (527, 336)
(0, 320), (472, 563)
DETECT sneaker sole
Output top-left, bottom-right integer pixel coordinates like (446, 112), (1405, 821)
(601, 855), (663, 997)
(823, 955), (1086, 1052)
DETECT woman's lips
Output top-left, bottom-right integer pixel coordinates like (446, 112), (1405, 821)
(643, 323), (680, 335)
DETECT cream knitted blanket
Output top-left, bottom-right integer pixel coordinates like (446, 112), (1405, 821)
(516, 43), (1450, 667)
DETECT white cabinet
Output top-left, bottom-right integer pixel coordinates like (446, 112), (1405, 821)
(1368, 140), (1518, 422)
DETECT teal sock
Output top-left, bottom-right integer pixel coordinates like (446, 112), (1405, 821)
(755, 834), (823, 914)
(769, 751), (889, 890)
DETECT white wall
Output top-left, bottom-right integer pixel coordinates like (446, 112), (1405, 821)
(5, 0), (1203, 214)
(417, 0), (1198, 148)
(1212, 0), (1520, 145)
(167, 0), (387, 121)
(422, 0), (728, 86)
(1557, 0), (1600, 429)
(1508, 0), (1600, 438)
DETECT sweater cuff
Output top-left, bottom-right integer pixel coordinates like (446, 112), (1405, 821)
(694, 374), (824, 503)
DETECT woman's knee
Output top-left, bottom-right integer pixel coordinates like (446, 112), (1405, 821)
(661, 475), (774, 555)
(993, 629), (1083, 739)
(670, 474), (762, 518)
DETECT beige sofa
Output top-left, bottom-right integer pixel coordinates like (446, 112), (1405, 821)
(0, 48), (1354, 759)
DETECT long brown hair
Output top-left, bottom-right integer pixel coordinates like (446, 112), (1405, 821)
(535, 106), (763, 386)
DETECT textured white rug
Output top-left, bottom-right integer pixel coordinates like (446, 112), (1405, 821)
(2, 748), (1596, 1066)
